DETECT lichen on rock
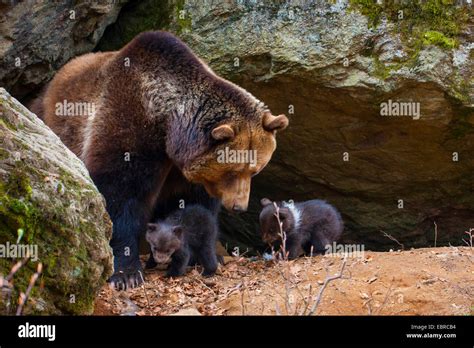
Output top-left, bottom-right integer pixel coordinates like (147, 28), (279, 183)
(0, 1), (126, 100)
(0, 88), (113, 314)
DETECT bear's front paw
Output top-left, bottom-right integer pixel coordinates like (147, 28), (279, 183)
(166, 268), (185, 278)
(201, 269), (217, 277)
(108, 270), (144, 291)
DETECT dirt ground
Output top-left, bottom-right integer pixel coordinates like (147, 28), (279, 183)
(94, 246), (473, 316)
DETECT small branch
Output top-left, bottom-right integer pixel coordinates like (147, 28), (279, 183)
(377, 277), (395, 315)
(6, 256), (30, 282)
(137, 271), (150, 309)
(308, 257), (347, 315)
(16, 262), (42, 316)
(240, 281), (246, 316)
(363, 298), (372, 315)
(433, 221), (438, 248)
(297, 284), (312, 316)
(273, 203), (288, 261)
(380, 230), (404, 250)
(462, 228), (473, 248)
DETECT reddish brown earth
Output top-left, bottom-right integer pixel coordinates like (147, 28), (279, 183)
(94, 247), (473, 316)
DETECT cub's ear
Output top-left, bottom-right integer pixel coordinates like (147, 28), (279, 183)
(260, 198), (273, 207)
(211, 124), (235, 141)
(262, 112), (289, 132)
(278, 207), (290, 221)
(172, 225), (183, 238)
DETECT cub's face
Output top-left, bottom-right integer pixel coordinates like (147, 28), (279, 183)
(259, 198), (294, 244)
(183, 111), (288, 212)
(145, 223), (182, 264)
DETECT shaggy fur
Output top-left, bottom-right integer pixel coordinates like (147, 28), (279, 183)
(32, 31), (288, 290)
(259, 198), (343, 259)
(145, 204), (219, 277)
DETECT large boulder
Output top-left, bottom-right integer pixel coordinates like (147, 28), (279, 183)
(0, 1), (126, 100)
(97, 0), (474, 251)
(0, 88), (113, 314)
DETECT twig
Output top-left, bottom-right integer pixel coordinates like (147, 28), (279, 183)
(377, 277), (395, 315)
(434, 221), (438, 248)
(137, 271), (150, 309)
(308, 257), (347, 315)
(462, 228), (473, 248)
(273, 203), (288, 261)
(6, 256), (30, 282)
(240, 281), (246, 316)
(297, 284), (313, 316)
(220, 282), (243, 299)
(271, 202), (294, 314)
(380, 230), (404, 250)
(16, 262), (42, 316)
(364, 298), (372, 315)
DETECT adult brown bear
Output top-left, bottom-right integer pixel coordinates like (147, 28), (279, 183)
(32, 31), (288, 289)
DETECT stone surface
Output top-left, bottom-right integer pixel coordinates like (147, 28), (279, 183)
(0, 0), (126, 100)
(0, 88), (113, 314)
(97, 0), (474, 251)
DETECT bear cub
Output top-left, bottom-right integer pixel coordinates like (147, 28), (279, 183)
(145, 204), (219, 277)
(259, 198), (343, 259)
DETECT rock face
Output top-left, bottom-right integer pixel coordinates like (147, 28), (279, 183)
(0, 88), (113, 314)
(0, 1), (125, 100)
(97, 0), (474, 251)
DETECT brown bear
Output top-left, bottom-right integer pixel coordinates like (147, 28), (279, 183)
(31, 31), (288, 290)
(259, 198), (343, 259)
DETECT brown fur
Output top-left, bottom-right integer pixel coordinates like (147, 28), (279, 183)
(37, 32), (287, 211)
(32, 31), (288, 289)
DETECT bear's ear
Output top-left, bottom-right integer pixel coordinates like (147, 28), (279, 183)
(262, 112), (289, 132)
(172, 225), (183, 239)
(261, 198), (273, 207)
(211, 124), (235, 141)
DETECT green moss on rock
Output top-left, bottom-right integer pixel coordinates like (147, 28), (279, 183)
(1, 88), (113, 315)
(422, 30), (456, 49)
(350, 0), (469, 51)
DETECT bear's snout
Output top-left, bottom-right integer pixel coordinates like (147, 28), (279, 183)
(221, 196), (249, 213)
(221, 185), (250, 213)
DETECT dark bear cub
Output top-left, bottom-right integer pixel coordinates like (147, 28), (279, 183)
(145, 205), (219, 277)
(259, 198), (343, 259)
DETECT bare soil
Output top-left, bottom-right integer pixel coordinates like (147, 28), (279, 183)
(94, 247), (473, 316)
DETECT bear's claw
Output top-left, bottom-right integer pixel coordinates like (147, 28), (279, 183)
(108, 270), (144, 291)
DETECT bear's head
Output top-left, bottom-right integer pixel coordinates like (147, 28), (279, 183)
(182, 110), (288, 212)
(259, 198), (295, 243)
(145, 223), (182, 264)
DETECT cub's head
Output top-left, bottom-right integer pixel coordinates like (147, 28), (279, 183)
(145, 223), (183, 264)
(183, 106), (288, 212)
(259, 198), (295, 244)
